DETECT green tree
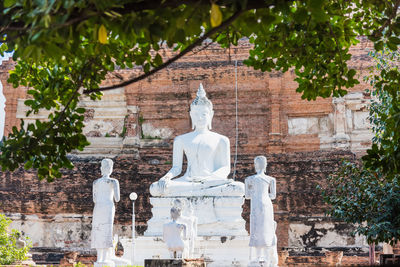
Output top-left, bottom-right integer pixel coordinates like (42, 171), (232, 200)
(320, 48), (400, 244)
(321, 161), (400, 244)
(0, 0), (399, 181)
(363, 48), (400, 182)
(0, 214), (31, 265)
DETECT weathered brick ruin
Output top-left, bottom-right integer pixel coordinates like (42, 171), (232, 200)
(0, 38), (375, 264)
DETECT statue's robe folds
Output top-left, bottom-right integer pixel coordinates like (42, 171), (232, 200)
(245, 175), (275, 247)
(91, 178), (117, 249)
(163, 222), (187, 252)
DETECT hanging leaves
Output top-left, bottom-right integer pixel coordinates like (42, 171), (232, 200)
(210, 3), (222, 27)
(98, 24), (108, 44)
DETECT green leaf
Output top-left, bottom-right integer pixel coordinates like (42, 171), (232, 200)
(388, 37), (400, 45)
(348, 69), (356, 78)
(309, 0), (324, 10)
(293, 8), (308, 23)
(76, 108), (85, 114)
(24, 99), (35, 106)
(3, 0), (16, 8)
(387, 41), (398, 51)
(374, 41), (384, 51)
(154, 53), (162, 66)
(24, 160), (33, 170)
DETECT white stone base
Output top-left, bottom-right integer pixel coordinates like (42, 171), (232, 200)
(247, 261), (265, 267)
(121, 236), (250, 267)
(132, 196), (250, 266)
(145, 196), (248, 236)
(94, 261), (115, 267)
(112, 256), (131, 266)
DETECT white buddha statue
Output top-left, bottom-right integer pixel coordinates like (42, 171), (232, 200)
(245, 156), (278, 267)
(91, 159), (120, 267)
(163, 207), (188, 259)
(172, 199), (198, 258)
(150, 84), (244, 197)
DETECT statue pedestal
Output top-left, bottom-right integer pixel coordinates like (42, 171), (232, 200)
(94, 261), (115, 267)
(145, 196), (248, 236)
(144, 258), (206, 267)
(118, 196), (250, 266)
(121, 235), (250, 267)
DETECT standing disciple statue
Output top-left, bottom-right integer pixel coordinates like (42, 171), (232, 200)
(245, 156), (278, 267)
(91, 159), (120, 267)
(150, 83), (244, 197)
(163, 207), (188, 259)
(173, 199), (198, 258)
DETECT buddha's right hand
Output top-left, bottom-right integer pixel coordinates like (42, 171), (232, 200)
(159, 173), (173, 192)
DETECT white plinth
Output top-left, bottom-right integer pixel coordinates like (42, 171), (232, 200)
(145, 196), (248, 236)
(94, 262), (115, 267)
(120, 236), (250, 267)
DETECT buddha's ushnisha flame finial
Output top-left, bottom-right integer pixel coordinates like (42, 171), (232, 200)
(190, 83), (213, 130)
(190, 83), (213, 110)
(197, 83), (206, 98)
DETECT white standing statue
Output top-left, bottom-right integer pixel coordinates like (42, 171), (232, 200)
(245, 156), (278, 267)
(173, 199), (198, 258)
(163, 207), (188, 259)
(91, 159), (120, 267)
(150, 83), (244, 197)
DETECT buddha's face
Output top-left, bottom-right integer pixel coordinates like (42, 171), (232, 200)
(254, 158), (266, 174)
(101, 159), (113, 176)
(171, 207), (181, 221)
(190, 105), (213, 130)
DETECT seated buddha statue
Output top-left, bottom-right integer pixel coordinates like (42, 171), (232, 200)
(150, 84), (244, 197)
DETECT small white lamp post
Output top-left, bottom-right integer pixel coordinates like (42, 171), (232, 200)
(129, 192), (138, 265)
(0, 81), (6, 141)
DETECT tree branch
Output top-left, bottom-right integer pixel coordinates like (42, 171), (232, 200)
(83, 10), (244, 94)
(190, 39), (217, 55)
(41, 59), (95, 136)
(373, 0), (400, 38)
(42, 80), (82, 137)
(1, 0), (267, 34)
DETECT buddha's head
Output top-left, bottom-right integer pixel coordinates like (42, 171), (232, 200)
(173, 199), (184, 209)
(170, 207), (182, 221)
(254, 156), (267, 174)
(101, 158), (114, 177)
(190, 83), (214, 130)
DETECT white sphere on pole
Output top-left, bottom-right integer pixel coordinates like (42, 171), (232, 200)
(130, 192), (138, 201)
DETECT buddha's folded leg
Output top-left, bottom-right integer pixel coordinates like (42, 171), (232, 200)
(150, 178), (244, 197)
(150, 179), (206, 196)
(197, 181), (245, 196)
